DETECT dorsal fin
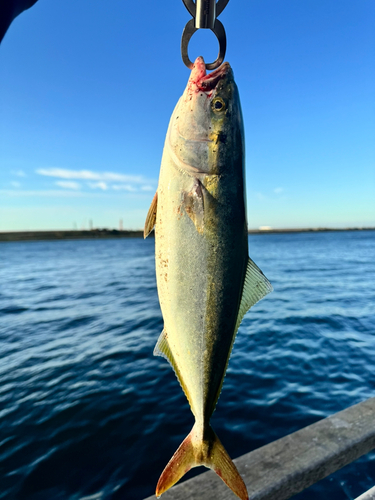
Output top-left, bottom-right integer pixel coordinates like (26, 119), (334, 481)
(235, 257), (273, 333)
(144, 192), (158, 238)
(211, 257), (272, 410)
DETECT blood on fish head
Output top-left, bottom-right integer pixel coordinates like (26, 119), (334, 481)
(187, 56), (232, 96)
(168, 57), (242, 176)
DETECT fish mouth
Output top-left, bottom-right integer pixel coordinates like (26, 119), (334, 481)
(189, 57), (232, 92)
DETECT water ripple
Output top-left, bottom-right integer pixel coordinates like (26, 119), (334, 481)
(0, 233), (374, 499)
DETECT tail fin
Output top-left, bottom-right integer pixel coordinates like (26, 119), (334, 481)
(156, 424), (248, 500)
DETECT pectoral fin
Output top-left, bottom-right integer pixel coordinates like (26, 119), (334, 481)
(144, 192), (158, 238)
(235, 257), (273, 333)
(183, 180), (204, 234)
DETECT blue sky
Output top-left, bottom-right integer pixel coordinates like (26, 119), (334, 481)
(1, 0), (374, 231)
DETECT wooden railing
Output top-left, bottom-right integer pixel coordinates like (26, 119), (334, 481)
(144, 398), (375, 500)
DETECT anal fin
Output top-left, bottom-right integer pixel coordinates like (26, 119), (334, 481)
(154, 329), (191, 409)
(144, 192), (158, 238)
(154, 329), (174, 363)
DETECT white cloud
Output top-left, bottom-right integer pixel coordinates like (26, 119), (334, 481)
(0, 189), (95, 198)
(88, 181), (108, 190)
(56, 181), (81, 190)
(10, 181), (21, 188)
(36, 167), (157, 195)
(112, 184), (136, 191)
(274, 187), (284, 194)
(36, 167), (146, 184)
(11, 170), (26, 177)
(255, 192), (265, 201)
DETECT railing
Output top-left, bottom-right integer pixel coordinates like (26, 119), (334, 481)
(144, 398), (375, 500)
(355, 485), (375, 500)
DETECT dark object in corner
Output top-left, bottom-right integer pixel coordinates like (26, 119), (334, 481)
(0, 0), (38, 42)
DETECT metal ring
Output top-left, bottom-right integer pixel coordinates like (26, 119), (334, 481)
(216, 0), (230, 16)
(181, 0), (230, 17)
(181, 0), (195, 17)
(181, 18), (227, 70)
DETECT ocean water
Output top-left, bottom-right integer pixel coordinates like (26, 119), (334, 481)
(0, 231), (374, 500)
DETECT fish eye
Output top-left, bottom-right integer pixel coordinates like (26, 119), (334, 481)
(212, 98), (225, 112)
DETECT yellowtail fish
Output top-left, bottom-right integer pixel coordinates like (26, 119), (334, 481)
(144, 56), (272, 500)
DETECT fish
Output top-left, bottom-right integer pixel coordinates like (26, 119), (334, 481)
(144, 56), (272, 500)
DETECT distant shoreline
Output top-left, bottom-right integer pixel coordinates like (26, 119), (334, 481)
(0, 227), (374, 242)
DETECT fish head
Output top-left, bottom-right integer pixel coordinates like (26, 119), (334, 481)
(168, 57), (244, 175)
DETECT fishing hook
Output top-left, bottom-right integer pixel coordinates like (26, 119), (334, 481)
(181, 0), (230, 70)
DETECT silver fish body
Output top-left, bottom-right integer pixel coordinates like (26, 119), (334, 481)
(144, 57), (272, 500)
